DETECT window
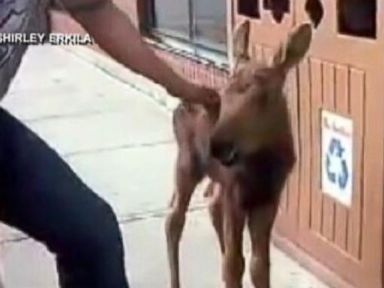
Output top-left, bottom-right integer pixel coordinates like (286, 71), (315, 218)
(238, 0), (260, 18)
(337, 0), (376, 38)
(148, 0), (227, 58)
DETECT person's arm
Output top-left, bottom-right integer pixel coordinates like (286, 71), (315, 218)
(58, 0), (218, 105)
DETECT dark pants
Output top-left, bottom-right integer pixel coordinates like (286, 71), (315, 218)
(0, 108), (130, 288)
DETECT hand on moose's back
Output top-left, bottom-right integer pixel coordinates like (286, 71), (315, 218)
(181, 83), (220, 108)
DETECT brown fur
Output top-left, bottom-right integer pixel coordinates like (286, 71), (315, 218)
(165, 21), (312, 288)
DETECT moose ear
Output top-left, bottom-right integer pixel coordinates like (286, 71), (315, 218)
(272, 23), (312, 72)
(230, 20), (251, 71)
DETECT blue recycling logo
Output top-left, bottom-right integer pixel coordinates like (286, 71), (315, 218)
(326, 138), (349, 190)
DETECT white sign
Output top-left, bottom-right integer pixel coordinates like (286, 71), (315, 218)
(321, 110), (353, 206)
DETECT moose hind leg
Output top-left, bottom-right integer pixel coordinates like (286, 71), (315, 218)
(206, 181), (225, 254)
(165, 151), (202, 288)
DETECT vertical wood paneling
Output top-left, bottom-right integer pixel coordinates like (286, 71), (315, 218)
(287, 67), (300, 228)
(265, 46), (292, 213)
(348, 69), (365, 260)
(255, 45), (264, 64)
(334, 65), (350, 251)
(322, 62), (336, 242)
(298, 58), (312, 229)
(263, 47), (274, 66)
(250, 44), (257, 59)
(309, 59), (323, 233)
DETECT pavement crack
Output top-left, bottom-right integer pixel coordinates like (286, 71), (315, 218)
(63, 139), (175, 158)
(23, 109), (123, 124)
(118, 203), (207, 225)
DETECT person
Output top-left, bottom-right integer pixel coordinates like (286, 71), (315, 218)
(0, 0), (219, 287)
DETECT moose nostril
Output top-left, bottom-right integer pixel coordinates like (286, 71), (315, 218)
(210, 141), (239, 166)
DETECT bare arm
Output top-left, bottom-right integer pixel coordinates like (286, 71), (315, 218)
(58, 0), (218, 105)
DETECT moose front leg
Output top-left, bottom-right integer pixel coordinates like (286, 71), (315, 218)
(221, 189), (246, 288)
(247, 203), (278, 288)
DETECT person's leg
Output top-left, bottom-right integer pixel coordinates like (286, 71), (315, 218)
(0, 108), (129, 288)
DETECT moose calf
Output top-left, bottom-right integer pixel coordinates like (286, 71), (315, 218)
(165, 21), (312, 288)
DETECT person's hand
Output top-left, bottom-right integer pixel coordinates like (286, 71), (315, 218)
(181, 83), (220, 107)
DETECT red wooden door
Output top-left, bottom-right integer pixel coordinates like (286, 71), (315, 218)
(293, 0), (384, 287)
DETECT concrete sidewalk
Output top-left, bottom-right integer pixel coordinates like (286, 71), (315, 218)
(0, 45), (329, 288)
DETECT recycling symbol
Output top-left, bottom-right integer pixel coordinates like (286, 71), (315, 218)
(326, 138), (349, 190)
